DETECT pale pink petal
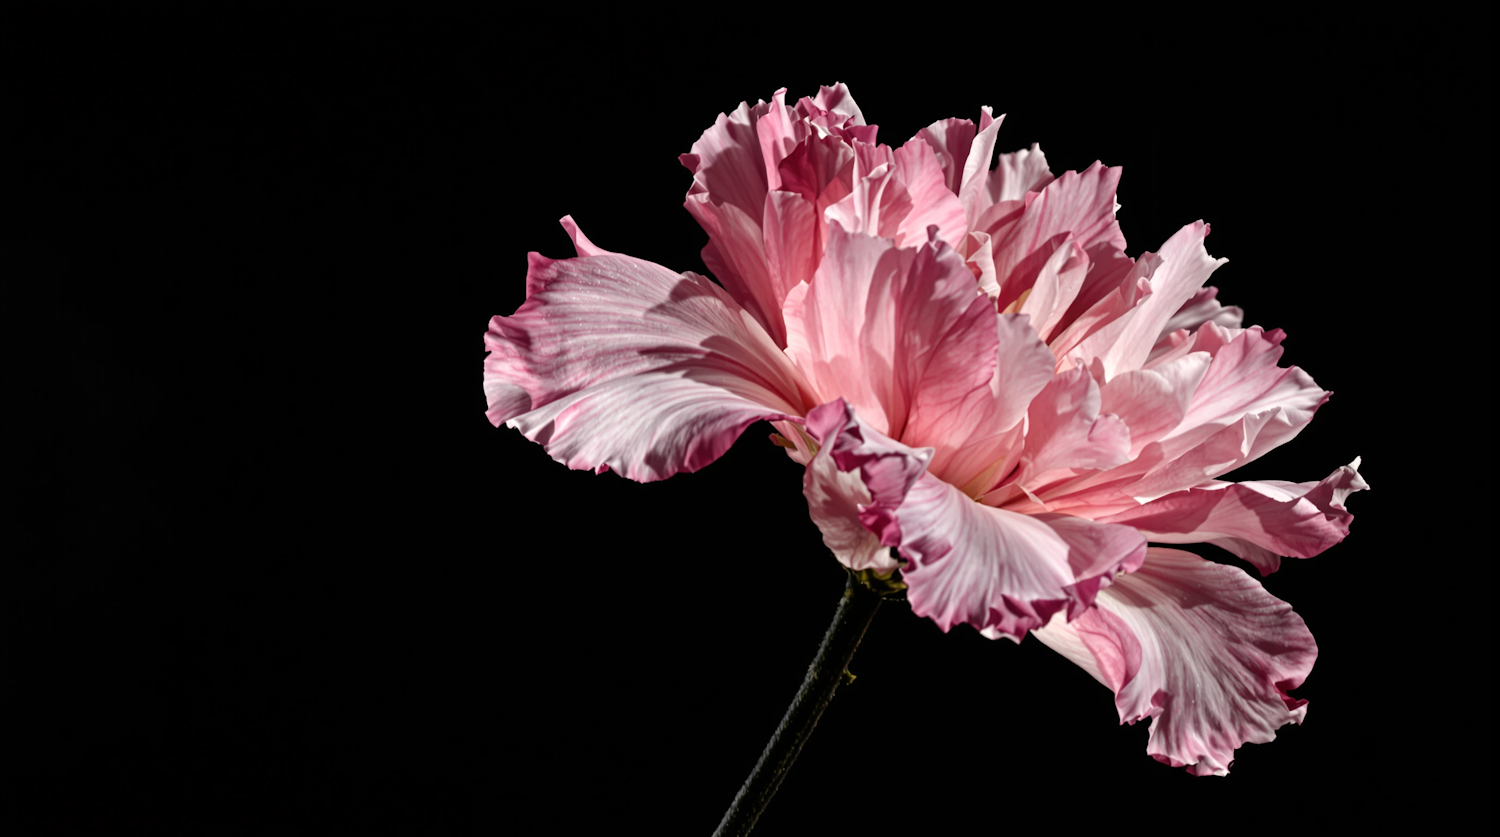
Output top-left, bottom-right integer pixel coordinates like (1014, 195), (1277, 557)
(914, 116), (977, 196)
(776, 130), (856, 258)
(810, 81), (866, 126)
(1145, 286), (1244, 367)
(803, 440), (900, 573)
(964, 230), (998, 297)
(681, 99), (772, 221)
(1048, 255), (1157, 367)
(1015, 235), (1088, 342)
(984, 162), (1132, 319)
(1033, 548), (1317, 776)
(1098, 351), (1213, 454)
(762, 191), (819, 303)
(1155, 324), (1329, 475)
(1101, 458), (1367, 574)
(1017, 367), (1132, 485)
(559, 215), (615, 256)
(1096, 221), (1228, 380)
(784, 224), (1005, 454)
(892, 138), (968, 249)
(1159, 285), (1243, 341)
(986, 142), (1055, 204)
(824, 161), (908, 242)
(755, 88), (803, 192)
(917, 310), (1055, 490)
(957, 107), (1003, 227)
(685, 198), (784, 346)
(485, 248), (807, 483)
(805, 399), (1145, 640)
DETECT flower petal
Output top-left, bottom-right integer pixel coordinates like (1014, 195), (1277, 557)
(984, 162), (1132, 319)
(1032, 547), (1317, 776)
(805, 399), (1146, 639)
(685, 196), (784, 347)
(1096, 221), (1228, 380)
(783, 223), (1021, 471)
(485, 246), (807, 483)
(913, 116), (978, 196)
(957, 107), (1003, 227)
(1100, 459), (1368, 574)
(892, 137), (968, 249)
(986, 142), (1054, 204)
(1018, 367), (1132, 485)
(1148, 324), (1329, 485)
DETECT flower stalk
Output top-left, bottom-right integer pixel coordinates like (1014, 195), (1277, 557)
(713, 569), (899, 836)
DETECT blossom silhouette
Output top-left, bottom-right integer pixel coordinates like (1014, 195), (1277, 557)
(484, 84), (1364, 777)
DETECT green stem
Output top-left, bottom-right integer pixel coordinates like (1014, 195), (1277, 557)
(712, 572), (887, 837)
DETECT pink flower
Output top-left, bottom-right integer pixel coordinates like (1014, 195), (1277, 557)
(483, 84), (1365, 776)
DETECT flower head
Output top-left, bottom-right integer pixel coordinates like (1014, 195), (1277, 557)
(484, 83), (1364, 775)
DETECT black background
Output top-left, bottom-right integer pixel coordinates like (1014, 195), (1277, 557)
(10, 7), (1493, 833)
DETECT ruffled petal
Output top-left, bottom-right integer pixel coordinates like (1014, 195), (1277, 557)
(1032, 548), (1317, 776)
(1146, 324), (1329, 486)
(892, 138), (967, 249)
(984, 162), (1132, 319)
(1098, 351), (1213, 454)
(681, 99), (771, 221)
(1018, 367), (1132, 486)
(913, 116), (978, 196)
(685, 196), (784, 347)
(1095, 221), (1228, 380)
(806, 399), (1146, 640)
(1016, 235), (1088, 342)
(485, 238), (807, 483)
(986, 142), (1054, 204)
(783, 224), (1007, 462)
(1157, 286), (1243, 343)
(1101, 459), (1367, 574)
(957, 107), (1003, 227)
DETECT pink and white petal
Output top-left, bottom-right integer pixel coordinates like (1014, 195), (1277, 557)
(1018, 367), (1132, 483)
(897, 478), (1147, 639)
(559, 215), (616, 256)
(685, 196), (785, 347)
(1157, 324), (1329, 467)
(804, 398), (933, 551)
(824, 161), (910, 243)
(783, 225), (914, 433)
(805, 400), (1145, 640)
(486, 251), (807, 483)
(957, 107), (1004, 227)
(1034, 547), (1317, 776)
(762, 190), (819, 304)
(755, 88), (804, 192)
(681, 99), (773, 221)
(904, 307), (1052, 490)
(1050, 254), (1157, 367)
(776, 130), (856, 258)
(986, 142), (1055, 204)
(803, 440), (901, 573)
(913, 116), (978, 196)
(892, 137), (968, 249)
(1158, 285), (1243, 341)
(1096, 221), (1228, 380)
(1098, 351), (1212, 454)
(1101, 458), (1367, 574)
(785, 225), (1006, 449)
(1126, 408), (1283, 502)
(811, 82), (867, 126)
(984, 162), (1131, 311)
(965, 231), (999, 297)
(1016, 235), (1089, 342)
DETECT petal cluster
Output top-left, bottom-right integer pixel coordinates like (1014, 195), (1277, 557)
(484, 83), (1364, 775)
